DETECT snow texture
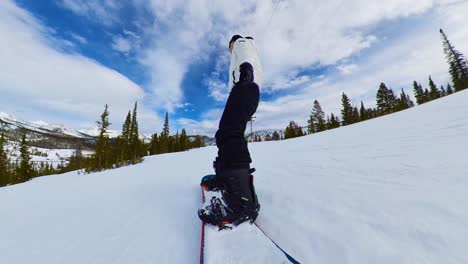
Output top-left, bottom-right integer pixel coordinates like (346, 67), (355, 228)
(1, 90), (468, 263)
(202, 189), (291, 263)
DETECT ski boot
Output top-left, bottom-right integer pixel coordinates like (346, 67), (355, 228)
(201, 158), (255, 192)
(199, 168), (260, 230)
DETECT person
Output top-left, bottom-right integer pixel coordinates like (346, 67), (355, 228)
(198, 35), (262, 228)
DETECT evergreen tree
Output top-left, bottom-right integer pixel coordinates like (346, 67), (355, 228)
(91, 104), (111, 171)
(158, 112), (170, 154)
(149, 133), (159, 155)
(359, 101), (368, 121)
(376, 83), (394, 114)
(397, 89), (413, 111)
(423, 88), (430, 103)
(17, 134), (33, 182)
(440, 85), (446, 97)
(192, 136), (204, 148)
(129, 102), (142, 163)
(67, 147), (84, 171)
(341, 93), (354, 125)
(446, 83), (454, 95)
(352, 106), (360, 123)
(327, 113), (340, 129)
(163, 112), (170, 136)
(413, 81), (424, 105)
(428, 76), (441, 100)
(310, 100), (326, 133)
(440, 29), (468, 91)
(307, 114), (316, 134)
(272, 131), (280, 141)
(179, 129), (189, 151)
(0, 133), (9, 186)
(284, 121), (303, 139)
(121, 111), (132, 161)
(174, 130), (180, 152)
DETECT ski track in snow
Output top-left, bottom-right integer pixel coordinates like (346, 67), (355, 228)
(1, 90), (468, 263)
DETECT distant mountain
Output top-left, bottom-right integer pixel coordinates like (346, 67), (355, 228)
(188, 135), (215, 146)
(246, 129), (284, 141)
(0, 112), (96, 150)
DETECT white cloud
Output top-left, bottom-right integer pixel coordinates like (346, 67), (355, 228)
(337, 64), (359, 75)
(173, 1), (468, 133)
(59, 0), (121, 26)
(70, 33), (88, 44)
(0, 0), (160, 133)
(126, 0), (451, 111)
(5, 0), (468, 136)
(111, 36), (132, 53)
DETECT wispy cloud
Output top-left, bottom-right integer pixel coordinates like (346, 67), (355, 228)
(0, 0), (160, 132)
(111, 36), (132, 53)
(70, 33), (88, 44)
(58, 0), (121, 26)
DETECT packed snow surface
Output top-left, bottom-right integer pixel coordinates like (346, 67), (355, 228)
(1, 90), (468, 263)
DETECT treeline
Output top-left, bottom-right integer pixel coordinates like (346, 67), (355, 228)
(283, 28), (468, 140)
(283, 85), (415, 139)
(0, 103), (205, 187)
(0, 133), (70, 186)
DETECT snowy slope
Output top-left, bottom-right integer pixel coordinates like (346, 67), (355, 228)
(1, 90), (468, 263)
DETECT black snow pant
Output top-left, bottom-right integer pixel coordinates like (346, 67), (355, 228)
(215, 81), (260, 171)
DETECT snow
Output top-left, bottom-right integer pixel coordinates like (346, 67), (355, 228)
(202, 189), (291, 263)
(0, 112), (92, 139)
(1, 90), (468, 263)
(5, 141), (93, 168)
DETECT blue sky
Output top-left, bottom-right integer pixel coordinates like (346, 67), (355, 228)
(1, 0), (467, 135)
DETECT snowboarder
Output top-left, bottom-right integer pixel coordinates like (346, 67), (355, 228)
(198, 35), (262, 228)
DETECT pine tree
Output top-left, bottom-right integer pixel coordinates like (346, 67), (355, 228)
(447, 84), (454, 95)
(174, 130), (180, 152)
(440, 85), (446, 97)
(284, 121), (303, 139)
(0, 133), (9, 186)
(17, 134), (33, 182)
(129, 102), (142, 163)
(272, 131), (280, 141)
(328, 113), (340, 129)
(359, 101), (368, 121)
(121, 111), (131, 161)
(149, 133), (159, 155)
(397, 88), (413, 111)
(423, 88), (430, 103)
(352, 106), (360, 123)
(341, 93), (354, 125)
(163, 112), (170, 136)
(376, 83), (394, 114)
(440, 29), (468, 92)
(91, 104), (111, 171)
(413, 81), (424, 105)
(179, 129), (189, 151)
(307, 114), (316, 134)
(428, 76), (441, 100)
(67, 147), (84, 171)
(192, 136), (204, 148)
(310, 100), (326, 133)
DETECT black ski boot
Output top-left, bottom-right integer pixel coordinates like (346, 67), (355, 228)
(198, 168), (260, 229)
(201, 158), (256, 192)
